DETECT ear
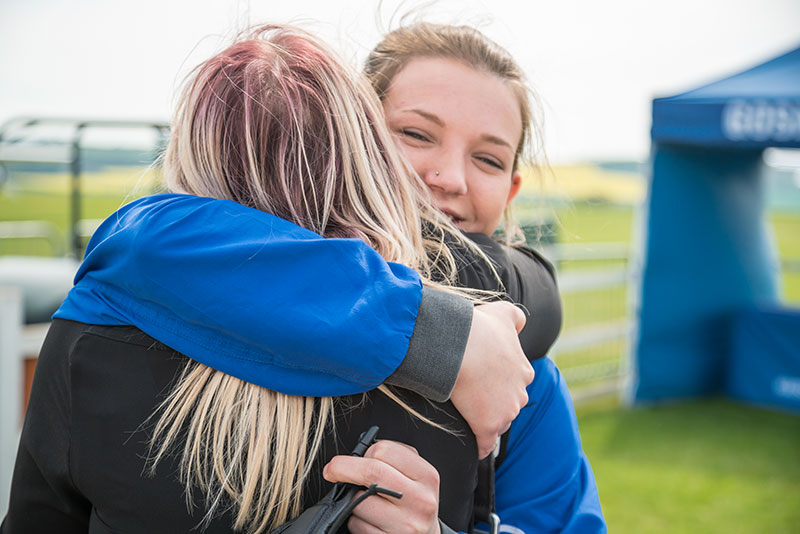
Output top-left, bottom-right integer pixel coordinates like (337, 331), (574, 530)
(506, 171), (522, 206)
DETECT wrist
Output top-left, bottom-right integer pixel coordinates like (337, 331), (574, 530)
(387, 287), (473, 401)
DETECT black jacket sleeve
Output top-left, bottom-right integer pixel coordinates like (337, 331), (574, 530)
(505, 244), (562, 360)
(459, 233), (562, 361)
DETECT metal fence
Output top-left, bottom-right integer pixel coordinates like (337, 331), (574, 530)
(542, 242), (635, 404)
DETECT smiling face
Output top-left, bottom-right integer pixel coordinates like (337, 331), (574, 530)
(382, 57), (524, 235)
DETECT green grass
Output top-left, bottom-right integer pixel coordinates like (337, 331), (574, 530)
(576, 398), (800, 533)
(554, 202), (636, 244)
(769, 212), (800, 302)
(557, 339), (627, 369)
(0, 168), (160, 256)
(0, 191), (127, 255)
(560, 285), (628, 330)
(770, 212), (800, 257)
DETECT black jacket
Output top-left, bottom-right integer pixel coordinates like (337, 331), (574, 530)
(459, 233), (561, 362)
(2, 319), (479, 534)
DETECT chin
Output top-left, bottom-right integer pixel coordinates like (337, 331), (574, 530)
(455, 222), (482, 234)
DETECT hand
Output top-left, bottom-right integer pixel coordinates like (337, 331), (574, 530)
(450, 301), (534, 458)
(323, 440), (441, 534)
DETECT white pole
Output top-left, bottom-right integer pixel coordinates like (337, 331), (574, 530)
(0, 285), (23, 518)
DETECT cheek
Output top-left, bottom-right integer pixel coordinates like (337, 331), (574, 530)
(467, 178), (512, 230)
(394, 144), (427, 177)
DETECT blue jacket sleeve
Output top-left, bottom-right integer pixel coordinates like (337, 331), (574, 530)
(494, 358), (606, 534)
(54, 193), (433, 397)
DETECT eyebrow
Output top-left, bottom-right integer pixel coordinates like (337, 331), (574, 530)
(481, 134), (514, 151)
(408, 108), (444, 127)
(406, 108), (514, 151)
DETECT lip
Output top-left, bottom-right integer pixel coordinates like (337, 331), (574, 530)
(440, 208), (465, 224)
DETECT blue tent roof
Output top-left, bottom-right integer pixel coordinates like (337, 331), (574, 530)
(652, 45), (800, 148)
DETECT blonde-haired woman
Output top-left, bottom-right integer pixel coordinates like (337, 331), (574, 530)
(337, 22), (605, 534)
(2, 24), (531, 534)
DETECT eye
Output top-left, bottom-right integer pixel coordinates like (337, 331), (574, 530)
(399, 129), (432, 143)
(475, 154), (505, 171)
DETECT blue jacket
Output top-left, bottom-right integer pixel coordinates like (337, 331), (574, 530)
(498, 358), (606, 534)
(55, 193), (425, 397)
(54, 193), (606, 533)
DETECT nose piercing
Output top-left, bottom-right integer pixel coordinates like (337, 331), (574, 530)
(434, 170), (440, 176)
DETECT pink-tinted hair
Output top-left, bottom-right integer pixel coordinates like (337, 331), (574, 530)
(165, 25), (434, 254)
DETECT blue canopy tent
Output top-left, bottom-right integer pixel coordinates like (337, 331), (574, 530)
(633, 45), (800, 411)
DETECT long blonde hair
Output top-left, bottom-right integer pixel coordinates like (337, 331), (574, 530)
(149, 24), (479, 533)
(365, 22), (548, 243)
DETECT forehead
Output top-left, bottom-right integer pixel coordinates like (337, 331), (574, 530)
(384, 57), (523, 146)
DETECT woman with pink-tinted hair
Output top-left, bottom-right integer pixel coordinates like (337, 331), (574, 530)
(2, 24), (532, 534)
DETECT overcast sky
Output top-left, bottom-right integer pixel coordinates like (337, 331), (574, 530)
(1, 0), (799, 163)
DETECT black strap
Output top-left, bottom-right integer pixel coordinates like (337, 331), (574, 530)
(270, 426), (403, 534)
(473, 455), (495, 526)
(497, 430), (510, 471)
(473, 430), (513, 534)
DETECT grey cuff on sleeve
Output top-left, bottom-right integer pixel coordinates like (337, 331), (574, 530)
(439, 519), (459, 534)
(385, 287), (473, 402)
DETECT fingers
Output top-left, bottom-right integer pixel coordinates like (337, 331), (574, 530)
(365, 440), (435, 484)
(476, 301), (526, 333)
(451, 302), (535, 459)
(348, 514), (385, 534)
(345, 481), (438, 533)
(346, 493), (440, 534)
(509, 303), (527, 334)
(324, 440), (437, 487)
(476, 436), (497, 460)
(323, 440), (441, 534)
(524, 360), (536, 386)
(323, 454), (404, 489)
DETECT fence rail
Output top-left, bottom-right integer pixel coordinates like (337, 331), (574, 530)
(0, 218), (104, 257)
(539, 242), (635, 403)
(554, 320), (632, 354)
(783, 259), (800, 273)
(0, 221), (64, 256)
(0, 287), (22, 518)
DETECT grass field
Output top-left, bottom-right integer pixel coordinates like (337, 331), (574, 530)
(0, 168), (160, 256)
(576, 398), (800, 533)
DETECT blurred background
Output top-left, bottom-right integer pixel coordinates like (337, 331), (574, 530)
(1, 1), (799, 532)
